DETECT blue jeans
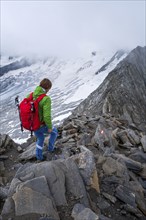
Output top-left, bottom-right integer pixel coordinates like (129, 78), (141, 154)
(34, 126), (58, 160)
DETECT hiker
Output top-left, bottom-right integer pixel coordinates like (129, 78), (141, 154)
(30, 78), (58, 161)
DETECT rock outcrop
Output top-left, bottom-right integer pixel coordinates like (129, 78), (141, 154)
(72, 46), (146, 131)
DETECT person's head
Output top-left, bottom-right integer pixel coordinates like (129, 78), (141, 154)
(39, 78), (52, 93)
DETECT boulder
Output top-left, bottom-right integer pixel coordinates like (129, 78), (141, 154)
(102, 157), (129, 181)
(115, 185), (136, 208)
(74, 146), (100, 193)
(19, 142), (36, 161)
(111, 154), (143, 173)
(12, 186), (59, 219)
(54, 158), (89, 207)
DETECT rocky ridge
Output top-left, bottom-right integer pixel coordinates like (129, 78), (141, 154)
(73, 46), (146, 131)
(0, 46), (146, 220)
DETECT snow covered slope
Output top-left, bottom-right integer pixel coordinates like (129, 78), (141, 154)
(0, 50), (128, 143)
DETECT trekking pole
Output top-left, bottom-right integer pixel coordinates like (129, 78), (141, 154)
(15, 96), (23, 132)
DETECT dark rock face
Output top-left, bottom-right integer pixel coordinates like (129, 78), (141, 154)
(73, 46), (146, 131)
(0, 58), (33, 76)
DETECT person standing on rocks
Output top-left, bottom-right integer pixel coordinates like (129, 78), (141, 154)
(31, 78), (58, 161)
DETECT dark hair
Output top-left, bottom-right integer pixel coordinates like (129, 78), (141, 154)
(40, 78), (52, 90)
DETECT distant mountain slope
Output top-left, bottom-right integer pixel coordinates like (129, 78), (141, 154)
(95, 50), (126, 74)
(0, 58), (34, 76)
(72, 46), (146, 131)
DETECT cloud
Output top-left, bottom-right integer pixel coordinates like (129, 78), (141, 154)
(1, 1), (145, 57)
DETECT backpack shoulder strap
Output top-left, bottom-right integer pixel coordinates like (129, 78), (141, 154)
(36, 94), (46, 103)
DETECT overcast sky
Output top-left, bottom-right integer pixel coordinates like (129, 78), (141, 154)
(1, 0), (146, 57)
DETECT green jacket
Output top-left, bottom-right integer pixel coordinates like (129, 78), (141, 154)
(29, 86), (52, 129)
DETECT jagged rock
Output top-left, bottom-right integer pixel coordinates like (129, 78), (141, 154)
(72, 205), (99, 220)
(66, 128), (78, 135)
(102, 175), (124, 187)
(61, 135), (75, 143)
(63, 122), (78, 130)
(129, 151), (146, 163)
(117, 130), (133, 147)
(15, 162), (67, 206)
(141, 135), (146, 152)
(102, 157), (129, 181)
(5, 153), (91, 217)
(77, 133), (92, 146)
(115, 185), (136, 207)
(102, 192), (117, 204)
(128, 180), (146, 215)
(17, 176), (53, 198)
(19, 142), (36, 160)
(12, 186), (59, 219)
(97, 197), (110, 210)
(122, 204), (143, 218)
(112, 154), (143, 173)
(54, 158), (89, 207)
(93, 118), (118, 150)
(73, 146), (100, 193)
(126, 129), (140, 145)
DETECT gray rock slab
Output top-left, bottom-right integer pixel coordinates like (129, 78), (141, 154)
(73, 146), (100, 193)
(54, 158), (89, 207)
(112, 153), (143, 173)
(126, 129), (140, 145)
(17, 176), (52, 198)
(19, 142), (36, 160)
(97, 197), (110, 210)
(12, 186), (60, 219)
(102, 157), (129, 183)
(15, 161), (67, 206)
(102, 192), (117, 204)
(115, 185), (136, 207)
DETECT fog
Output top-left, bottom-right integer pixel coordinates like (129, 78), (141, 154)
(1, 1), (145, 58)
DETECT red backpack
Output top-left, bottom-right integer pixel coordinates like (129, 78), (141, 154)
(19, 93), (46, 134)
